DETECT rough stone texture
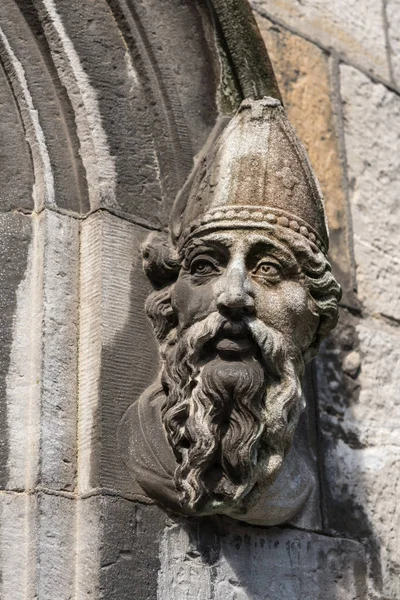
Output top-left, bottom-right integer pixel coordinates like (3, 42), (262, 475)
(316, 312), (400, 599)
(0, 493), (36, 599)
(110, 0), (220, 155)
(386, 0), (400, 87)
(0, 492), (77, 600)
(0, 211), (80, 597)
(75, 495), (166, 599)
(0, 493), (166, 600)
(29, 0), (220, 222)
(36, 493), (76, 600)
(0, 59), (34, 212)
(349, 319), (400, 448)
(0, 0), (221, 220)
(256, 15), (355, 305)
(332, 68), (400, 597)
(3, 212), (79, 493)
(100, 499), (166, 599)
(340, 65), (400, 321)
(324, 440), (400, 600)
(75, 496), (101, 598)
(158, 517), (367, 599)
(79, 211), (159, 497)
(4, 215), (41, 492)
(0, 214), (32, 488)
(251, 0), (390, 81)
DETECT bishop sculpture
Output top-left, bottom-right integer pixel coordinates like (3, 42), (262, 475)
(119, 97), (341, 525)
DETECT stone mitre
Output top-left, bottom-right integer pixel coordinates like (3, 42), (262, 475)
(171, 97), (329, 254)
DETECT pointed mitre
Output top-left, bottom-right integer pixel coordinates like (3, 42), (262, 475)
(171, 97), (329, 254)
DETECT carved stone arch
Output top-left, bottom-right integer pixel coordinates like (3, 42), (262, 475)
(0, 0), (281, 218)
(105, 0), (221, 208)
(0, 0), (89, 212)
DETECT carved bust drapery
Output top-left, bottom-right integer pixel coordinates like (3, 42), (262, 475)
(118, 97), (341, 525)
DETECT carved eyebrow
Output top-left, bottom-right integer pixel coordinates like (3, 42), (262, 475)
(245, 234), (297, 267)
(181, 238), (228, 265)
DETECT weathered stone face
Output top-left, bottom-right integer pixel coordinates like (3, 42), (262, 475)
(173, 230), (318, 349)
(119, 97), (341, 525)
(164, 229), (316, 513)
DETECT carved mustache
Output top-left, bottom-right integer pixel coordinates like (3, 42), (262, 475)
(176, 312), (287, 379)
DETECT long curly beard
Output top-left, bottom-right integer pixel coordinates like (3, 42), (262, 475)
(160, 313), (304, 514)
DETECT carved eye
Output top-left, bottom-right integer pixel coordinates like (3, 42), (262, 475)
(252, 261), (282, 282)
(191, 258), (218, 276)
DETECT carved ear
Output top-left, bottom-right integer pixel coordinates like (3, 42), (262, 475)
(141, 232), (180, 340)
(141, 232), (180, 289)
(145, 288), (177, 341)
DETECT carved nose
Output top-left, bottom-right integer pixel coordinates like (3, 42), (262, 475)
(216, 265), (255, 318)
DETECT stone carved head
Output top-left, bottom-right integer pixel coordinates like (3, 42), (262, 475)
(120, 98), (341, 525)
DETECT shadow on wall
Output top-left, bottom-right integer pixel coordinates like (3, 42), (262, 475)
(93, 220), (166, 599)
(97, 218), (161, 498)
(157, 513), (367, 600)
(315, 311), (385, 598)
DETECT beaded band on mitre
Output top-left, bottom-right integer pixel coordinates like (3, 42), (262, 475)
(178, 205), (328, 254)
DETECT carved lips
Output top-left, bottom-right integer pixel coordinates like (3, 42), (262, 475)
(214, 320), (254, 356)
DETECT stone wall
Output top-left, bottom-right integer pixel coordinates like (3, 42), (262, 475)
(0, 0), (398, 598)
(251, 5), (400, 598)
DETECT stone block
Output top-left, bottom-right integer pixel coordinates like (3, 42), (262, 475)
(340, 65), (400, 321)
(1, 493), (165, 600)
(350, 319), (400, 447)
(251, 0), (390, 81)
(0, 492), (77, 600)
(323, 440), (400, 599)
(75, 495), (101, 598)
(39, 212), (79, 491)
(0, 492), (36, 600)
(4, 211), (79, 493)
(36, 493), (76, 600)
(79, 212), (159, 496)
(99, 497), (166, 600)
(75, 495), (166, 599)
(0, 213), (38, 491)
(158, 518), (367, 599)
(317, 316), (400, 448)
(256, 15), (355, 304)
